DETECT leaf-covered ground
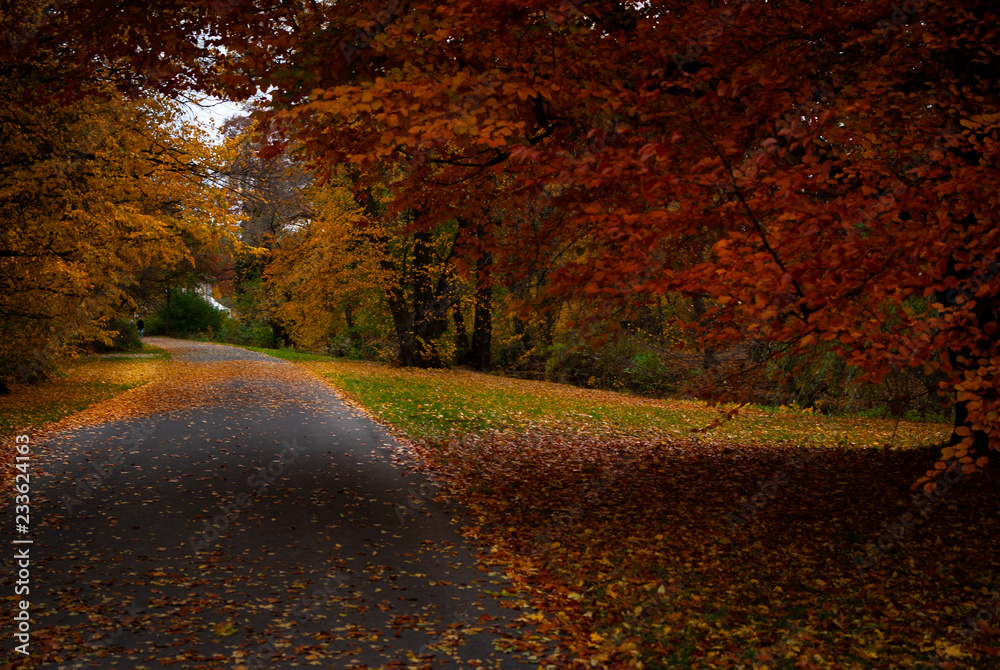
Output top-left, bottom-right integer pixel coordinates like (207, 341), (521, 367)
(5, 345), (997, 668)
(0, 350), (172, 486)
(298, 359), (1000, 669)
(305, 361), (949, 448)
(0, 350), (171, 439)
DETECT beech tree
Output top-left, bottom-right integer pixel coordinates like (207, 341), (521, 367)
(0, 90), (232, 379)
(0, 4), (234, 386)
(264, 177), (388, 354)
(19, 0), (1000, 480)
(217, 116), (315, 346)
(241, 0), (1000, 484)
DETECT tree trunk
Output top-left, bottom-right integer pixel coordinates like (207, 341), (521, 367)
(452, 283), (471, 365)
(344, 303), (363, 351)
(950, 387), (991, 453)
(540, 310), (555, 348)
(269, 318), (290, 348)
(935, 245), (998, 460)
(385, 280), (416, 366)
(692, 294), (718, 370)
(381, 226), (452, 368)
(508, 278), (536, 357)
(470, 247), (493, 371)
(656, 296), (667, 347)
(411, 230), (445, 367)
(363, 208), (467, 368)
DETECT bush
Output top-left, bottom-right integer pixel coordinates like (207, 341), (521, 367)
(541, 337), (676, 396)
(216, 317), (281, 348)
(328, 333), (360, 358)
(248, 321), (277, 348)
(147, 289), (225, 336)
(91, 318), (142, 353)
(759, 340), (948, 419)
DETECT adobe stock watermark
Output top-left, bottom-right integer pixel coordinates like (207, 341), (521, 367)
(877, 0), (931, 41)
(413, 601), (481, 662)
(752, 620), (806, 666)
(891, 253), (999, 365)
(558, 0), (744, 79)
(395, 71), (503, 179)
(462, 466), (619, 560)
(525, 469), (619, 559)
(339, 0), (408, 64)
(855, 125), (961, 231)
(289, 575), (348, 618)
(3, 0), (69, 56)
(232, 575), (348, 669)
(63, 418), (160, 515)
(13, 321), (88, 388)
(58, 598), (147, 670)
(852, 458), (977, 575)
(394, 476), (446, 526)
(188, 438), (300, 554)
(725, 448), (817, 532)
(671, 1), (753, 75)
(234, 635), (282, 670)
(927, 590), (1000, 668)
(939, 255), (1000, 309)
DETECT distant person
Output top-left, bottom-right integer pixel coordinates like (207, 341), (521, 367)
(136, 318), (144, 338)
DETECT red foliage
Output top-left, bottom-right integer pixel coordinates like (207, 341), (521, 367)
(20, 0), (1000, 478)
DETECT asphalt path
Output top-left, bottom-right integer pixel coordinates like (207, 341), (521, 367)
(5, 339), (541, 669)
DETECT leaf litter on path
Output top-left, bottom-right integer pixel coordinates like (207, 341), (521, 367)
(4, 342), (549, 669)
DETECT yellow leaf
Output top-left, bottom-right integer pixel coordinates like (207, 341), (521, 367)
(943, 644), (965, 657)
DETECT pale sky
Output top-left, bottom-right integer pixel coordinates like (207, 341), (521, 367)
(183, 95), (246, 141)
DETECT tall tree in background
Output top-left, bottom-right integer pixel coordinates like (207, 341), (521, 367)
(0, 89), (231, 385)
(265, 177), (388, 354)
(220, 115), (314, 346)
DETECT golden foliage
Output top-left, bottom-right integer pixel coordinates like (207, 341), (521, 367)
(0, 82), (235, 381)
(266, 180), (393, 353)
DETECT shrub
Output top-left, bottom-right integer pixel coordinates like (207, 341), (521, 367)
(216, 317), (280, 348)
(147, 289), (225, 336)
(91, 318), (142, 353)
(541, 337), (676, 396)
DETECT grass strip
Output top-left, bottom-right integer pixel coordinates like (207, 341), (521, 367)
(0, 345), (171, 443)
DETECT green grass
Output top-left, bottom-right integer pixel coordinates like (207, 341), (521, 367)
(223, 343), (950, 448)
(298, 359), (951, 448)
(318, 364), (694, 440)
(222, 344), (952, 448)
(139, 342), (170, 355)
(0, 385), (128, 437)
(223, 343), (335, 363)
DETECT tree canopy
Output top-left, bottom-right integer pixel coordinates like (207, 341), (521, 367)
(1, 0), (238, 385)
(4, 0), (1000, 482)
